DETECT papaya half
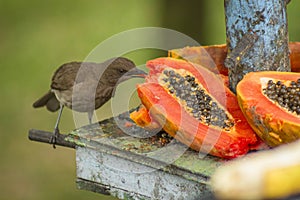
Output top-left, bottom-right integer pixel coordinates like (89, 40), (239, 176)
(169, 42), (300, 75)
(237, 71), (300, 147)
(131, 57), (260, 159)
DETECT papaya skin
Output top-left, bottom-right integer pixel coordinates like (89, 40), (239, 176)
(169, 42), (300, 75)
(169, 44), (228, 75)
(237, 71), (300, 147)
(290, 42), (300, 73)
(133, 57), (260, 158)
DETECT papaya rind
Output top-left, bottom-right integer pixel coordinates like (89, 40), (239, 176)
(169, 42), (300, 75)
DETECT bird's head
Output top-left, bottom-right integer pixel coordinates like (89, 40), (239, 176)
(103, 57), (147, 85)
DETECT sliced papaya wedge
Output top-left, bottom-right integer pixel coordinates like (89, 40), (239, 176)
(237, 71), (300, 147)
(133, 57), (259, 158)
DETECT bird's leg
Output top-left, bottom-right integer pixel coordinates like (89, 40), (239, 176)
(50, 104), (64, 148)
(87, 111), (94, 124)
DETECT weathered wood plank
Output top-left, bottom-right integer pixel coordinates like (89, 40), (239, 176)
(76, 147), (215, 200)
(66, 111), (222, 199)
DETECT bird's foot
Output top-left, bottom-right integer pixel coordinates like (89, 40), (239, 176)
(49, 127), (60, 148)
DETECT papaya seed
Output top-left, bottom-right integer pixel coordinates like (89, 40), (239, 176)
(263, 78), (300, 115)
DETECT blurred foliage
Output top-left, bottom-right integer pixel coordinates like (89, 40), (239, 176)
(0, 0), (299, 200)
(288, 1), (300, 41)
(161, 0), (226, 45)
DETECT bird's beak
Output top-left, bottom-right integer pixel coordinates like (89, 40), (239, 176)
(118, 68), (147, 83)
(126, 68), (147, 78)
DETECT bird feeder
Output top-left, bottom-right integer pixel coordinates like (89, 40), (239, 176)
(29, 0), (293, 199)
(29, 111), (221, 199)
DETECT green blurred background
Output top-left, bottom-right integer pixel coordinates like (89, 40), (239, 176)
(1, 1), (299, 199)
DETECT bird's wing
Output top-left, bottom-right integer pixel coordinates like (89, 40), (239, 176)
(51, 62), (106, 91)
(51, 62), (81, 90)
(94, 85), (115, 110)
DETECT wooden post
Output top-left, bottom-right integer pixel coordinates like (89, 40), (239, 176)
(224, 0), (290, 92)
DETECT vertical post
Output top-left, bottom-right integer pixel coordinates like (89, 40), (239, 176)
(224, 0), (290, 92)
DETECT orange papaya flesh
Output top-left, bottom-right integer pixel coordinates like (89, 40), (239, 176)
(169, 42), (300, 75)
(135, 57), (259, 158)
(137, 83), (250, 158)
(130, 105), (161, 130)
(237, 71), (300, 147)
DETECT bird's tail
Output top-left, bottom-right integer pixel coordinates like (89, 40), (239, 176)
(33, 91), (60, 112)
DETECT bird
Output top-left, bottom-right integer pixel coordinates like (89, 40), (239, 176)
(33, 57), (146, 147)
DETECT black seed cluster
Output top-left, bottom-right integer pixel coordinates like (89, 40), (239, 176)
(263, 79), (300, 115)
(161, 69), (233, 130)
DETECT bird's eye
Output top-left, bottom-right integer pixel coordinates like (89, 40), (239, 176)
(118, 69), (126, 73)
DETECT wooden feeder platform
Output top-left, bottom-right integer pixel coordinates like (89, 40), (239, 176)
(29, 111), (224, 200)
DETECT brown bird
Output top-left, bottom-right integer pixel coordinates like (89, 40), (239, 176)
(33, 57), (146, 147)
